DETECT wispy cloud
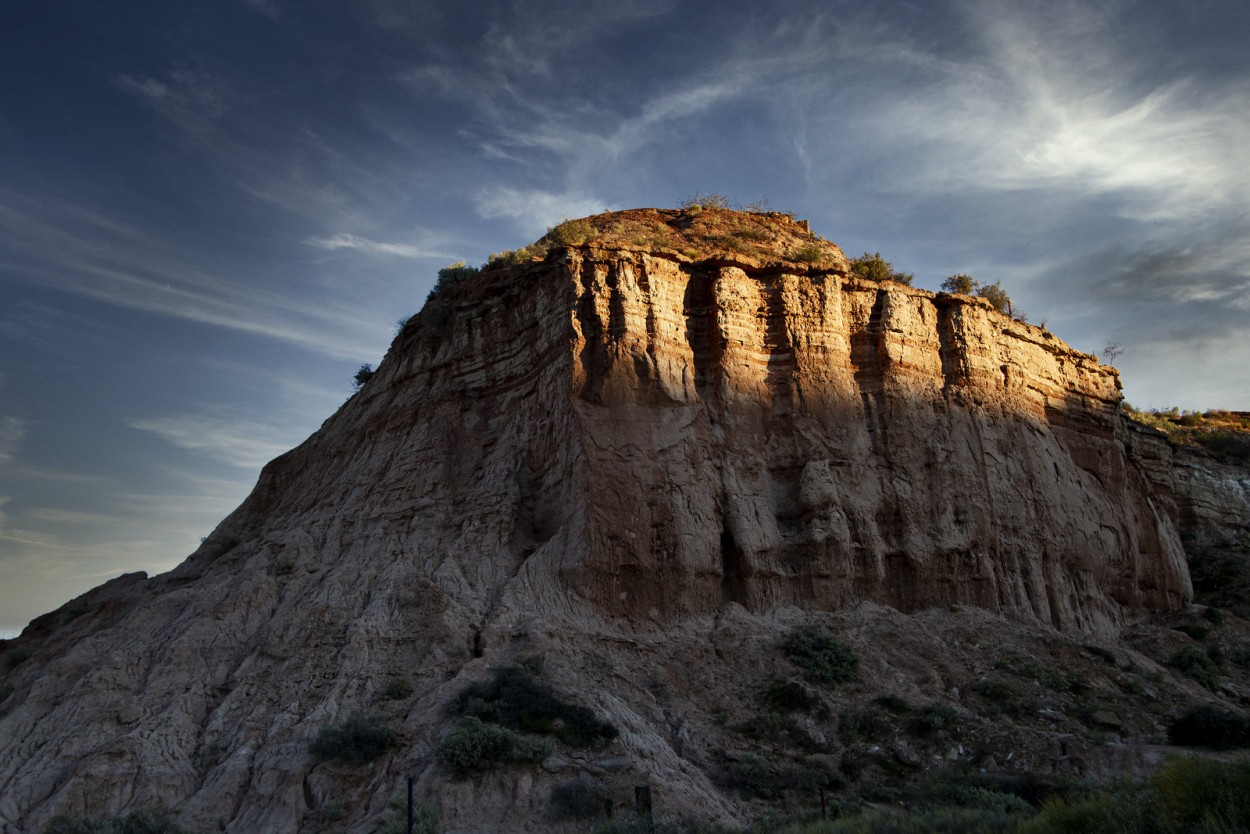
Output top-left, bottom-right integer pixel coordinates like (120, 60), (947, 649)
(237, 0), (279, 18)
(473, 188), (607, 236)
(115, 70), (230, 136)
(25, 509), (123, 525)
(304, 233), (443, 259)
(0, 186), (384, 360)
(128, 414), (300, 469)
(796, 1), (1250, 225)
(0, 417), (25, 464)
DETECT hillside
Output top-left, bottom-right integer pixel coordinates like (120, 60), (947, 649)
(0, 208), (1247, 834)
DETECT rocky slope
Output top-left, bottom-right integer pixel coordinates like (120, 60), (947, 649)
(0, 208), (1241, 834)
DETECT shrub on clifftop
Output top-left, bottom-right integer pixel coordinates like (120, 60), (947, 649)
(850, 252), (914, 285)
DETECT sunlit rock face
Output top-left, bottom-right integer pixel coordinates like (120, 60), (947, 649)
(0, 209), (1194, 833)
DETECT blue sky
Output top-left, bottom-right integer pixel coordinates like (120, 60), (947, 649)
(2, 0), (1249, 636)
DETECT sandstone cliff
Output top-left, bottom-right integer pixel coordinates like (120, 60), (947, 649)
(0, 209), (1222, 834)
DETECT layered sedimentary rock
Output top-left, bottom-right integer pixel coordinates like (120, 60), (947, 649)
(0, 209), (1197, 833)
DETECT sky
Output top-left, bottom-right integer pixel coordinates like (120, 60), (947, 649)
(2, 0), (1249, 637)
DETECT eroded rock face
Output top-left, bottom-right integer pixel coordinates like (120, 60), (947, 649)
(0, 211), (1198, 833)
(562, 249), (1189, 631)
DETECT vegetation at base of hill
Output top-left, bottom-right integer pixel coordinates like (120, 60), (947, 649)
(372, 795), (439, 834)
(941, 273), (1026, 321)
(849, 252), (914, 286)
(588, 757), (1250, 834)
(437, 663), (616, 775)
(308, 712), (397, 765)
(43, 807), (199, 834)
(782, 626), (859, 685)
(449, 664), (617, 748)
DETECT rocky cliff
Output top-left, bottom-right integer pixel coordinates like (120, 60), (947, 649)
(0, 209), (1223, 834)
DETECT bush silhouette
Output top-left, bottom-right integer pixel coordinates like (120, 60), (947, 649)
(308, 712), (397, 764)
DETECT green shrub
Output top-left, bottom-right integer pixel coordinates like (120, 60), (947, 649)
(721, 754), (840, 801)
(1167, 705), (1250, 749)
(764, 680), (817, 712)
(436, 715), (552, 774)
(909, 704), (958, 736)
(1153, 755), (1250, 831)
(782, 806), (1021, 833)
(352, 363), (375, 391)
(782, 626), (858, 685)
(914, 769), (1035, 817)
(734, 712), (823, 752)
(308, 712), (397, 764)
(732, 226), (771, 242)
(680, 192), (732, 210)
(874, 694), (910, 714)
(791, 244), (825, 264)
(595, 816), (741, 834)
(710, 234), (749, 253)
(452, 666), (617, 748)
(548, 218), (600, 246)
(973, 678), (1018, 701)
(940, 274), (1024, 320)
(43, 807), (195, 834)
(1019, 787), (1155, 834)
(431, 261), (479, 297)
(382, 676), (413, 700)
(487, 247), (539, 267)
(1174, 623), (1210, 641)
(1170, 645), (1220, 691)
(849, 252), (914, 285)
